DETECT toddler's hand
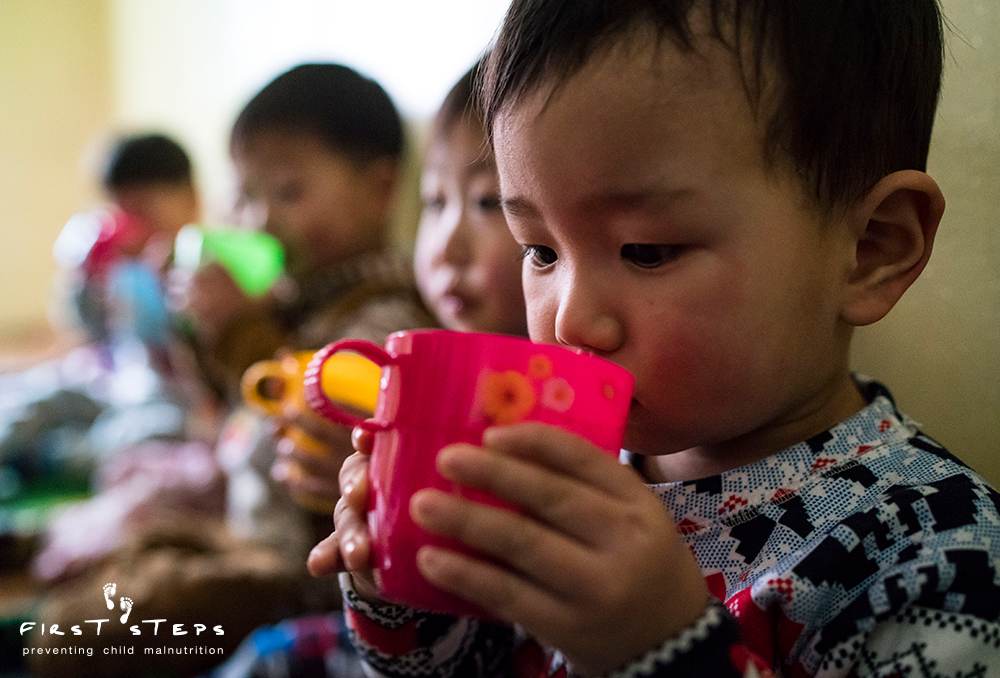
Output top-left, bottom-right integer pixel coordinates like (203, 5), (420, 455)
(409, 423), (709, 677)
(167, 262), (253, 345)
(307, 426), (381, 602)
(272, 409), (354, 515)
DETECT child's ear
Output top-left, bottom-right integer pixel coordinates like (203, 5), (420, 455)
(841, 170), (945, 326)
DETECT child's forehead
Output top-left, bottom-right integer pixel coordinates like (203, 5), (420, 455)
(427, 119), (494, 164)
(493, 34), (762, 178)
(498, 29), (751, 135)
(233, 129), (356, 175)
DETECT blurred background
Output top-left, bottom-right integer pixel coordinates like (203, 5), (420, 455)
(0, 0), (997, 486)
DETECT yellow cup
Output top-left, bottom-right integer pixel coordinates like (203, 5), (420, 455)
(241, 350), (380, 419)
(240, 349), (381, 513)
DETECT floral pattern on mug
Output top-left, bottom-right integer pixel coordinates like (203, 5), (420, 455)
(542, 377), (575, 412)
(528, 354), (553, 379)
(478, 354), (585, 425)
(481, 370), (537, 425)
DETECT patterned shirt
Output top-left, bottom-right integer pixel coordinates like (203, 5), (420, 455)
(338, 378), (1000, 678)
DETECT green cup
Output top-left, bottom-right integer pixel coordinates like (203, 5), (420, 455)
(174, 224), (285, 297)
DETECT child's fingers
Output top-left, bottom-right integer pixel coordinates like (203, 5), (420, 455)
(410, 488), (593, 598)
(332, 492), (373, 573)
(338, 452), (370, 512)
(433, 439), (636, 547)
(415, 544), (566, 628)
(332, 452), (375, 573)
(284, 410), (354, 450)
(483, 423), (642, 500)
(307, 531), (343, 576)
(275, 464), (341, 511)
(351, 425), (374, 455)
(276, 433), (349, 479)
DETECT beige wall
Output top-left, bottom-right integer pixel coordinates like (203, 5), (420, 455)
(0, 1), (997, 482)
(0, 0), (113, 335)
(851, 0), (1000, 483)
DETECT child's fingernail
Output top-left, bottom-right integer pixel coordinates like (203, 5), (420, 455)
(410, 490), (439, 524)
(436, 446), (458, 471)
(415, 547), (447, 581)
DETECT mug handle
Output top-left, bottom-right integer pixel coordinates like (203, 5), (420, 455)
(240, 359), (284, 416)
(304, 339), (391, 427)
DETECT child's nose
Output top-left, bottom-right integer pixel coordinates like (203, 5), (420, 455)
(553, 275), (623, 355)
(439, 205), (472, 267)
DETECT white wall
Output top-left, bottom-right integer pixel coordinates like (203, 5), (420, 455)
(108, 0), (513, 222)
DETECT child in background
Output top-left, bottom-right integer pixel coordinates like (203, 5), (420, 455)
(318, 2), (1000, 677)
(24, 133), (206, 582)
(174, 63), (434, 405)
(411, 58), (527, 338)
(210, 57), (528, 678)
(55, 132), (200, 351)
(269, 58), (526, 524)
(203, 63), (437, 548)
(27, 65), (434, 678)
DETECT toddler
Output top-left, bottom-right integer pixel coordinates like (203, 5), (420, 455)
(210, 57), (528, 678)
(174, 63), (434, 404)
(55, 132), (199, 356)
(413, 58), (527, 337)
(316, 2), (1000, 677)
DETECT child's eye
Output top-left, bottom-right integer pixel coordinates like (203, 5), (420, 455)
(520, 245), (557, 268)
(421, 195), (446, 213)
(621, 244), (681, 269)
(476, 194), (501, 212)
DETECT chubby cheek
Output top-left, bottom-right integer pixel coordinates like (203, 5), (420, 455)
(481, 261), (527, 336)
(623, 321), (758, 454)
(524, 283), (557, 344)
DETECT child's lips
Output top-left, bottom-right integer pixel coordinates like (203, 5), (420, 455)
(441, 290), (477, 318)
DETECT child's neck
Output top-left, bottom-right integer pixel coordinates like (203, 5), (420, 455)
(642, 374), (868, 483)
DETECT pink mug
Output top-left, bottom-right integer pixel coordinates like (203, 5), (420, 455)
(303, 329), (634, 617)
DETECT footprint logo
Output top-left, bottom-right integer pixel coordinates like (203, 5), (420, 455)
(103, 583), (116, 611)
(119, 597), (133, 624)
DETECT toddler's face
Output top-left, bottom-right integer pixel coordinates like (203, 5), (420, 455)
(413, 118), (527, 336)
(232, 130), (391, 278)
(494, 34), (859, 460)
(112, 183), (199, 240)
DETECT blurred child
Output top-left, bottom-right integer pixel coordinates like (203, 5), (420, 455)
(318, 2), (1000, 677)
(174, 63), (433, 404)
(209, 57), (528, 678)
(198, 63), (437, 546)
(55, 132), (199, 353)
(267, 59), (528, 520)
(412, 60), (527, 338)
(27, 65), (434, 678)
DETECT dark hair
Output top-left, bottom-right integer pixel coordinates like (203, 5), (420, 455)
(231, 63), (404, 165)
(482, 0), (945, 211)
(102, 133), (193, 191)
(432, 57), (488, 142)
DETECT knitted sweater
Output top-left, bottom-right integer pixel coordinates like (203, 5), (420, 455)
(340, 378), (1000, 677)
